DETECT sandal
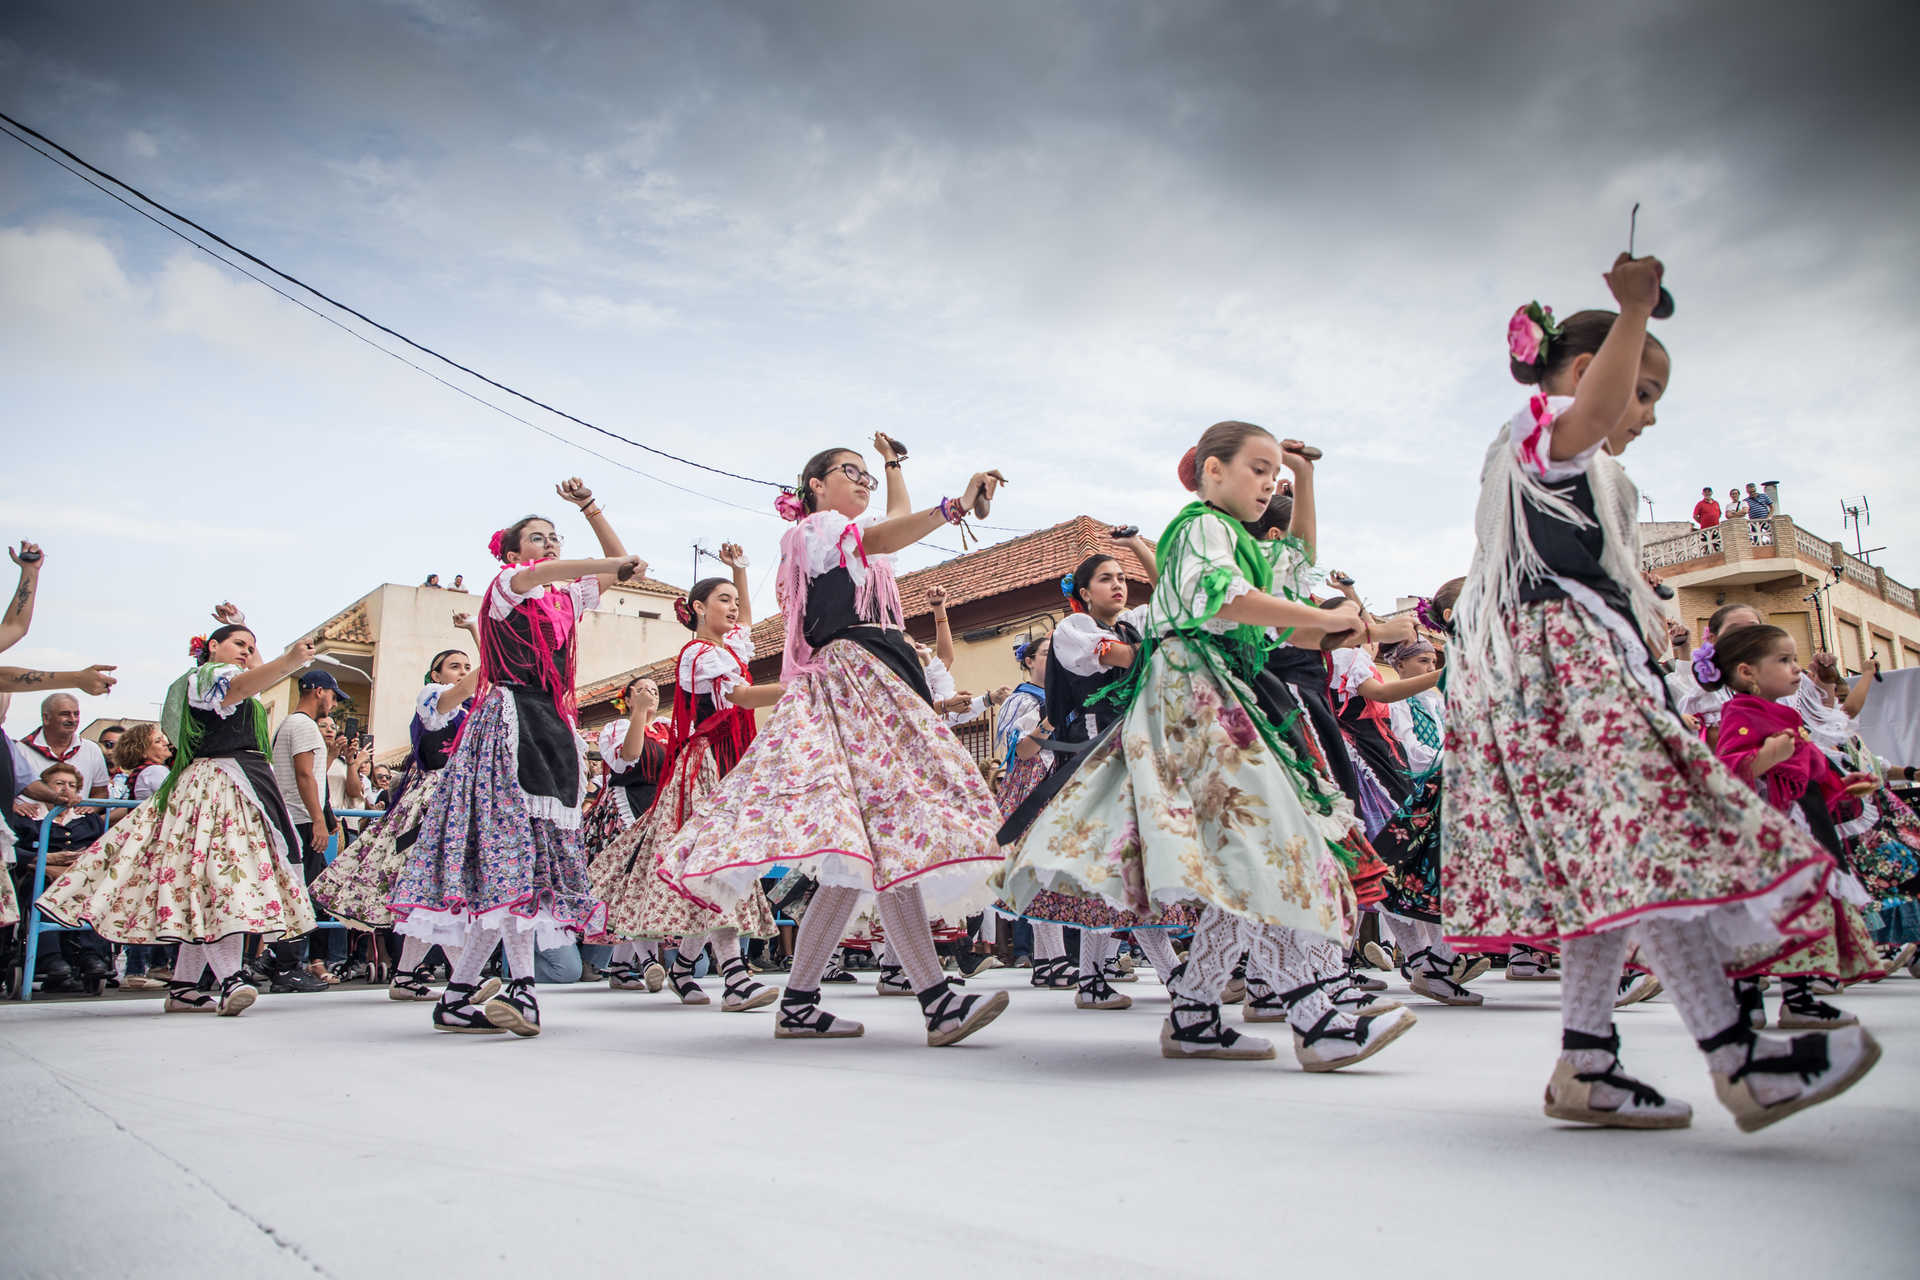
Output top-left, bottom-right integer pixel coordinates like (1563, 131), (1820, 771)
(1543, 1028), (1690, 1128)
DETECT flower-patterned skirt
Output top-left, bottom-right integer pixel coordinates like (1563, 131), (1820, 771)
(1374, 769), (1443, 923)
(0, 868), (18, 929)
(388, 690), (603, 949)
(36, 758), (317, 943)
(1441, 598), (1833, 973)
(670, 640), (1004, 922)
(996, 637), (1355, 939)
(1849, 783), (1920, 913)
(1760, 895), (1883, 981)
(310, 763), (446, 929)
(602, 736), (775, 940)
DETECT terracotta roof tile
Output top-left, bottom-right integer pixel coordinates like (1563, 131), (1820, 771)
(316, 601), (373, 644)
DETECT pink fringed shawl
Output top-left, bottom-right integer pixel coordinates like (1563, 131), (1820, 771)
(777, 514), (906, 681)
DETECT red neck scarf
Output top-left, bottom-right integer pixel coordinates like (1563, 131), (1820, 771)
(663, 634), (757, 826)
(22, 729), (81, 763)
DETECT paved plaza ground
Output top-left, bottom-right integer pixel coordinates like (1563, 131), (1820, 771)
(3, 964), (1915, 1278)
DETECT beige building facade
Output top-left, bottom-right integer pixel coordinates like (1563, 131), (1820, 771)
(272, 576), (688, 761)
(1641, 511), (1920, 674)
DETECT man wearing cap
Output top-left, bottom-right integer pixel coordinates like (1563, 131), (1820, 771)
(266, 669), (351, 989)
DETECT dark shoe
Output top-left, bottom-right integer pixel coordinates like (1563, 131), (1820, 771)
(40, 971), (87, 994)
(433, 979), (505, 1033)
(269, 965), (329, 994)
(483, 977), (542, 1037)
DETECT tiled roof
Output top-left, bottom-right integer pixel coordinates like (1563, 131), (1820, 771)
(317, 601), (373, 644)
(576, 515), (1141, 706)
(606, 576), (687, 600)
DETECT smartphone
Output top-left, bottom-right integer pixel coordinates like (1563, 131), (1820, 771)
(343, 716), (362, 741)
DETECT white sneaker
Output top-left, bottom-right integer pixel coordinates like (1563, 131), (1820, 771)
(1614, 972), (1662, 1007)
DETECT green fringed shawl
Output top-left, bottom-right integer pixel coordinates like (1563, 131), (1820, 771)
(1093, 503), (1354, 861)
(151, 663), (271, 817)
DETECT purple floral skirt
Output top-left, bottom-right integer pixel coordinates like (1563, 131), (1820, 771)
(388, 687), (603, 948)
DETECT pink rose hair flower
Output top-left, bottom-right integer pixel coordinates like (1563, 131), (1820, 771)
(773, 490), (806, 522)
(1507, 301), (1561, 368)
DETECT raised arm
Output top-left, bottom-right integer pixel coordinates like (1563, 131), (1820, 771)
(436, 614), (485, 715)
(557, 478), (626, 558)
(1115, 531), (1158, 586)
(1547, 254), (1663, 461)
(1278, 443), (1317, 559)
(927, 586), (956, 669)
(717, 542), (754, 627)
(223, 636), (317, 707)
(0, 541), (44, 654)
(1842, 655), (1876, 719)
(873, 433), (911, 519)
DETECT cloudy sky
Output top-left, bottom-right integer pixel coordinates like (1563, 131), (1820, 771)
(2, 0), (1915, 734)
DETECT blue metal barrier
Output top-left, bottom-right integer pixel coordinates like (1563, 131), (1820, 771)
(15, 801), (387, 1002)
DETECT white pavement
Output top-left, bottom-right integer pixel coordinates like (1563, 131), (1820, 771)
(2, 965), (1915, 1279)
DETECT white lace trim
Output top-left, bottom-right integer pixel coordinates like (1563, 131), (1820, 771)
(394, 902), (593, 951)
(696, 850), (1000, 925)
(187, 664), (242, 718)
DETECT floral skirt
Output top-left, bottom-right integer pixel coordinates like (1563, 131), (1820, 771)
(1762, 895), (1883, 981)
(602, 738), (775, 940)
(388, 691), (603, 949)
(37, 759), (316, 943)
(996, 638), (1355, 940)
(671, 641), (1005, 921)
(1375, 769), (1443, 923)
(310, 764), (446, 929)
(1442, 598), (1831, 973)
(0, 868), (18, 928)
(1850, 784), (1920, 911)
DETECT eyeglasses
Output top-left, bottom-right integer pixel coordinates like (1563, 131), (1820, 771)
(835, 462), (879, 492)
(524, 531), (564, 546)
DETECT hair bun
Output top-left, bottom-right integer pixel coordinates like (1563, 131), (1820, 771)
(1176, 446), (1199, 493)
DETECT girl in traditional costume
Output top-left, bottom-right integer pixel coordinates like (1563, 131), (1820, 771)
(1702, 625), (1884, 1029)
(390, 478), (644, 1037)
(668, 448), (1011, 1047)
(1445, 255), (1877, 1131)
(601, 544), (783, 1012)
(1001, 422), (1419, 1069)
(311, 615), (481, 999)
(39, 624), (320, 1016)
(587, 676), (670, 992)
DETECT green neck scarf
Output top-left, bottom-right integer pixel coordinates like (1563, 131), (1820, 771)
(151, 664), (271, 817)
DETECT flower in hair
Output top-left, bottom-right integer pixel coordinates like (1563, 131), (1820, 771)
(488, 529), (508, 562)
(673, 596), (695, 627)
(774, 490), (806, 523)
(611, 694), (628, 716)
(1413, 596), (1443, 633)
(187, 635), (208, 660)
(1508, 301), (1560, 367)
(1691, 639), (1721, 685)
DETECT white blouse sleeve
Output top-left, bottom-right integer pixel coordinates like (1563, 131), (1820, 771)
(1173, 514), (1255, 620)
(600, 719), (649, 775)
(488, 568), (525, 621)
(923, 656), (957, 703)
(1513, 394), (1606, 483)
(797, 512), (864, 581)
(722, 624), (755, 667)
(416, 683), (463, 732)
(681, 640), (748, 703)
(1049, 614), (1111, 679)
(1328, 647), (1374, 700)
(133, 764), (169, 802)
(569, 576), (602, 617)
(186, 663), (243, 718)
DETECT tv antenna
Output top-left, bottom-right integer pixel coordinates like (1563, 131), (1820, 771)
(1840, 496), (1884, 564)
(1641, 494), (1656, 522)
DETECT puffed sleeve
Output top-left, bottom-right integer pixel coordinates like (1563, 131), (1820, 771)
(1513, 394), (1605, 483)
(1166, 512), (1255, 626)
(601, 719), (651, 776)
(798, 511), (863, 581)
(680, 640), (748, 703)
(186, 663), (243, 718)
(1049, 614), (1110, 678)
(416, 683), (462, 732)
(722, 624), (755, 667)
(569, 575), (602, 617)
(1328, 647), (1375, 700)
(923, 656), (958, 703)
(488, 567), (524, 620)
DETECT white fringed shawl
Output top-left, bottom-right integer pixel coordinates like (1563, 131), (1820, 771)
(1454, 396), (1670, 673)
